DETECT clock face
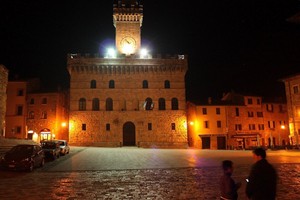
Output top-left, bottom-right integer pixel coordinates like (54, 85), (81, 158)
(120, 36), (136, 55)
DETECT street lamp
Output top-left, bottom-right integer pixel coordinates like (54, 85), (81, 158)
(280, 125), (285, 148)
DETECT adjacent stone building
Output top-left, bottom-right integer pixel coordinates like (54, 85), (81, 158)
(5, 80), (28, 139)
(0, 65), (8, 137)
(187, 92), (289, 150)
(67, 0), (188, 148)
(26, 90), (69, 142)
(281, 74), (300, 146)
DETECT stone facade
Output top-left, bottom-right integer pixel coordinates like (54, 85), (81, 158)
(0, 65), (8, 137)
(5, 80), (27, 139)
(281, 74), (300, 146)
(26, 91), (69, 142)
(187, 92), (289, 150)
(67, 55), (188, 148)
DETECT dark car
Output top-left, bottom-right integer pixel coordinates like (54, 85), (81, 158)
(57, 140), (70, 156)
(0, 144), (45, 172)
(41, 140), (61, 160)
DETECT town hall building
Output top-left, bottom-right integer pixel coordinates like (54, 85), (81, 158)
(67, 0), (188, 148)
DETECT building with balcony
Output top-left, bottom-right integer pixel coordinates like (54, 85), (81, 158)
(187, 92), (289, 150)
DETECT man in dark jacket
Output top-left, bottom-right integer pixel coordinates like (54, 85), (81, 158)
(246, 147), (277, 200)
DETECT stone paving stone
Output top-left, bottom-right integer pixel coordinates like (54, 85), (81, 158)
(0, 164), (300, 199)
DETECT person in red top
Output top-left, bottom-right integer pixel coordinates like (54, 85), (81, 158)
(220, 160), (241, 200)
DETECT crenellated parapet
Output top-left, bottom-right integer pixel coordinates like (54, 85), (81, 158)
(113, 0), (143, 27)
(67, 54), (188, 75)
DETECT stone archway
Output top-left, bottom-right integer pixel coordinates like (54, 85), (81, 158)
(123, 122), (136, 146)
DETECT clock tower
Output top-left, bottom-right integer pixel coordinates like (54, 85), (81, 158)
(113, 0), (143, 55)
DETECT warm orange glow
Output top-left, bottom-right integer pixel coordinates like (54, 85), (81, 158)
(189, 121), (194, 126)
(281, 125), (286, 129)
(61, 122), (67, 127)
(32, 132), (38, 142)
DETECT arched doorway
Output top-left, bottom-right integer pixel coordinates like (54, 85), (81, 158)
(123, 122), (136, 146)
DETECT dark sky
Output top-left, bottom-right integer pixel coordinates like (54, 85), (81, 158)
(1, 0), (300, 103)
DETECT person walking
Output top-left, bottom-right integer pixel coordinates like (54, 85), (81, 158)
(220, 160), (241, 200)
(246, 147), (277, 200)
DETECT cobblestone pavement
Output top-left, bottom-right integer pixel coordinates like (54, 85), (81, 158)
(0, 164), (300, 200)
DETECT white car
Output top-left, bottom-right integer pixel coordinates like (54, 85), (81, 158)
(57, 140), (70, 156)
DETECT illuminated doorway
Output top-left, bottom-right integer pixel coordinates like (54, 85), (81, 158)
(123, 122), (136, 146)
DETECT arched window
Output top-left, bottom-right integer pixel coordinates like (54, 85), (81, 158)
(106, 98), (113, 111)
(92, 98), (100, 111)
(142, 80), (148, 88)
(158, 98), (166, 110)
(28, 111), (34, 119)
(144, 97), (153, 110)
(90, 80), (96, 88)
(164, 80), (170, 89)
(79, 98), (86, 111)
(109, 80), (115, 88)
(171, 98), (179, 110)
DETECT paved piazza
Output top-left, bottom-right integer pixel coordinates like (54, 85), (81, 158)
(0, 147), (300, 199)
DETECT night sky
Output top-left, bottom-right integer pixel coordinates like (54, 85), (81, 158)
(1, 0), (300, 103)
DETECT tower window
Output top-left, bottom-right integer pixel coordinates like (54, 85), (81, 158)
(171, 98), (178, 110)
(158, 98), (166, 110)
(109, 80), (115, 88)
(144, 97), (153, 110)
(164, 80), (170, 89)
(106, 98), (113, 111)
(106, 123), (110, 131)
(171, 123), (176, 130)
(92, 98), (100, 111)
(90, 80), (96, 88)
(79, 98), (86, 111)
(148, 123), (152, 131)
(142, 80), (148, 88)
(82, 124), (86, 131)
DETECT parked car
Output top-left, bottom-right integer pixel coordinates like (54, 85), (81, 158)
(0, 144), (45, 172)
(57, 140), (70, 155)
(41, 140), (61, 160)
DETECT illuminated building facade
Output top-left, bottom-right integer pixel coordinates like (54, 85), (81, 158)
(67, 0), (188, 148)
(187, 92), (289, 150)
(5, 80), (28, 139)
(26, 91), (69, 142)
(281, 74), (300, 146)
(0, 65), (8, 137)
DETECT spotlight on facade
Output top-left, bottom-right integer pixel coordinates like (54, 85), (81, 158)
(105, 48), (117, 58)
(140, 48), (149, 58)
